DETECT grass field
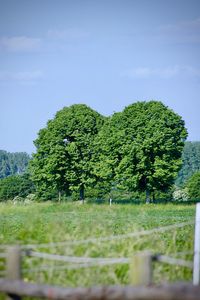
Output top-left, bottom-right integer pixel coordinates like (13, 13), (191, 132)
(0, 202), (196, 287)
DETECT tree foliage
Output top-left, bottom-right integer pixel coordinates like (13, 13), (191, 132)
(0, 173), (35, 201)
(175, 141), (200, 186)
(30, 104), (105, 200)
(0, 150), (30, 178)
(29, 101), (188, 202)
(94, 101), (187, 202)
(186, 172), (200, 199)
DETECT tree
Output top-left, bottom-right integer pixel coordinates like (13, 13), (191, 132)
(92, 112), (127, 197)
(30, 104), (105, 201)
(175, 141), (200, 186)
(95, 101), (187, 202)
(0, 150), (30, 178)
(186, 172), (200, 199)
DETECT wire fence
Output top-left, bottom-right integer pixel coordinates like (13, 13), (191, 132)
(0, 220), (194, 266)
(0, 202), (199, 300)
(27, 250), (130, 265)
(11, 220), (194, 250)
(153, 254), (193, 269)
(0, 217), (196, 288)
(25, 250), (193, 269)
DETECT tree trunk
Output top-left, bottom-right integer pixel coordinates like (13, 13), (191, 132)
(58, 191), (61, 203)
(146, 189), (150, 204)
(152, 191), (155, 203)
(80, 184), (84, 204)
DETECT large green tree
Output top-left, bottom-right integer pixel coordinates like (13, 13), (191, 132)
(30, 104), (105, 201)
(95, 101), (187, 202)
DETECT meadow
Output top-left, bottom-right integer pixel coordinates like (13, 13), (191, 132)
(0, 202), (196, 287)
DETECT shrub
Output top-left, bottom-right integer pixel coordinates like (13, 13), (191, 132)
(0, 173), (35, 201)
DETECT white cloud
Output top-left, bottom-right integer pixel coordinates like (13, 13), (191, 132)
(122, 66), (200, 79)
(0, 70), (44, 84)
(0, 36), (42, 52)
(0, 29), (89, 53)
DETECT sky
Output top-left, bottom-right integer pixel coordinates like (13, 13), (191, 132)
(0, 0), (200, 154)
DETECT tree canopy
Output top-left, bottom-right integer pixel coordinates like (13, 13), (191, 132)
(30, 101), (188, 202)
(94, 101), (187, 202)
(30, 104), (105, 200)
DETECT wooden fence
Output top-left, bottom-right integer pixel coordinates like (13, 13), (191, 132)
(0, 203), (199, 300)
(0, 279), (200, 300)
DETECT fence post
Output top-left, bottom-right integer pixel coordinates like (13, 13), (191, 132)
(6, 246), (22, 300)
(193, 202), (200, 285)
(130, 251), (152, 285)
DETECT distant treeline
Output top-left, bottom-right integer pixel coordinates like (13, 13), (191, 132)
(0, 150), (30, 178)
(176, 141), (200, 186)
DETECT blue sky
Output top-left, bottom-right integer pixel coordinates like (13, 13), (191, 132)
(0, 0), (200, 154)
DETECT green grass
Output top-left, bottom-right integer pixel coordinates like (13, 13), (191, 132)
(0, 202), (196, 287)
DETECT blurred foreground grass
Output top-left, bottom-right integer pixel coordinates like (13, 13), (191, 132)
(0, 202), (196, 287)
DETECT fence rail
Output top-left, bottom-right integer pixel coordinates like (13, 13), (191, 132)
(154, 254), (193, 269)
(28, 250), (130, 264)
(0, 279), (200, 300)
(25, 250), (194, 269)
